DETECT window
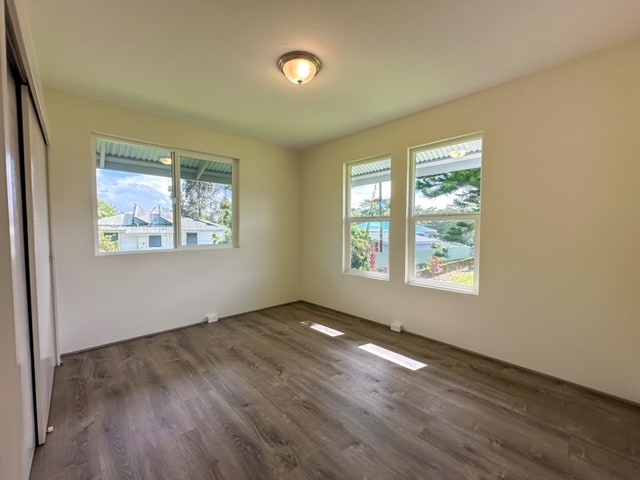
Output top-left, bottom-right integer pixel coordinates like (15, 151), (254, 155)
(95, 136), (236, 254)
(408, 135), (482, 293)
(185, 232), (198, 246)
(344, 156), (391, 278)
(148, 235), (162, 248)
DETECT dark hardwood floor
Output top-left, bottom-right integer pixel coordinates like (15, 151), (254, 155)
(31, 302), (640, 479)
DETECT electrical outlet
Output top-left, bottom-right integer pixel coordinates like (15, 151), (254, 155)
(206, 313), (219, 323)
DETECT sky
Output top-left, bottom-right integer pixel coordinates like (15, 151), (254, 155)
(97, 169), (172, 213)
(99, 170), (451, 216)
(350, 181), (391, 210)
(351, 180), (453, 212)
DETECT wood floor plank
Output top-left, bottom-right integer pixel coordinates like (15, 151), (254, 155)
(31, 302), (640, 480)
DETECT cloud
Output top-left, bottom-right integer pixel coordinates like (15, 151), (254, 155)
(351, 181), (391, 209)
(97, 169), (172, 213)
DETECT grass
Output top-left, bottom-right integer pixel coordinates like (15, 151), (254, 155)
(436, 270), (474, 286)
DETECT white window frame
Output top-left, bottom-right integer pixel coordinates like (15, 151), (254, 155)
(92, 134), (238, 255)
(407, 134), (482, 294)
(343, 155), (391, 280)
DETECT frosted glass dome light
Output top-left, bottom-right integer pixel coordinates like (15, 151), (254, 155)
(278, 51), (322, 85)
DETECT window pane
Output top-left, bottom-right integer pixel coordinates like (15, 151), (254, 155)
(414, 139), (482, 214)
(186, 232), (198, 245)
(148, 235), (162, 248)
(179, 156), (233, 246)
(350, 221), (389, 274)
(413, 219), (477, 288)
(350, 158), (391, 217)
(96, 138), (173, 252)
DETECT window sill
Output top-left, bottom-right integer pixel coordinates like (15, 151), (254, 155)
(344, 270), (389, 281)
(95, 243), (235, 256)
(406, 278), (478, 295)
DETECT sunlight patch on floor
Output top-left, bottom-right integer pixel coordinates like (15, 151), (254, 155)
(309, 323), (344, 337)
(358, 343), (426, 370)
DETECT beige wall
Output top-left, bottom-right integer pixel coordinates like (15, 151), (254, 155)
(300, 39), (640, 403)
(46, 90), (301, 353)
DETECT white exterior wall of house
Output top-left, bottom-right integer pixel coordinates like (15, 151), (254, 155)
(116, 229), (223, 250)
(100, 226), (227, 251)
(136, 231), (170, 250)
(183, 230), (223, 246)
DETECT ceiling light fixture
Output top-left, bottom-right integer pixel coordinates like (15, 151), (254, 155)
(449, 150), (467, 159)
(277, 51), (322, 85)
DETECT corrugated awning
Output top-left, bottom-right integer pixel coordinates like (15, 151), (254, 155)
(95, 138), (233, 184)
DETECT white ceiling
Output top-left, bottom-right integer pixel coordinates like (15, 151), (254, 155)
(26, 0), (640, 150)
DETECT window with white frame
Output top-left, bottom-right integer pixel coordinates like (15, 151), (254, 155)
(408, 135), (482, 293)
(95, 136), (236, 254)
(344, 156), (391, 278)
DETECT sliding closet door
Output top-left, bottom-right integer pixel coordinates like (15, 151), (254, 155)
(2, 57), (36, 479)
(21, 85), (56, 445)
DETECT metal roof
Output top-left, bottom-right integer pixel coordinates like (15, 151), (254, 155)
(96, 138), (233, 184)
(351, 158), (391, 177)
(350, 138), (482, 181)
(98, 208), (228, 232)
(96, 138), (170, 162)
(415, 139), (482, 165)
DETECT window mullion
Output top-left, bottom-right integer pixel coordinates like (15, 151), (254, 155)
(173, 151), (181, 249)
(347, 215), (390, 223)
(412, 212), (479, 222)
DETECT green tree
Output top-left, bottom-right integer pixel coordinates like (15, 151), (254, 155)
(351, 226), (372, 271)
(441, 221), (475, 246)
(99, 232), (119, 252)
(416, 168), (481, 212)
(97, 199), (118, 218)
(427, 242), (449, 276)
(218, 192), (232, 229)
(417, 168), (480, 249)
(97, 201), (119, 252)
(417, 219), (451, 237)
(180, 180), (228, 222)
(218, 195), (233, 243)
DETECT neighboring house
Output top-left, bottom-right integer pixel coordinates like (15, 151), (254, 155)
(98, 204), (229, 252)
(355, 222), (472, 270)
